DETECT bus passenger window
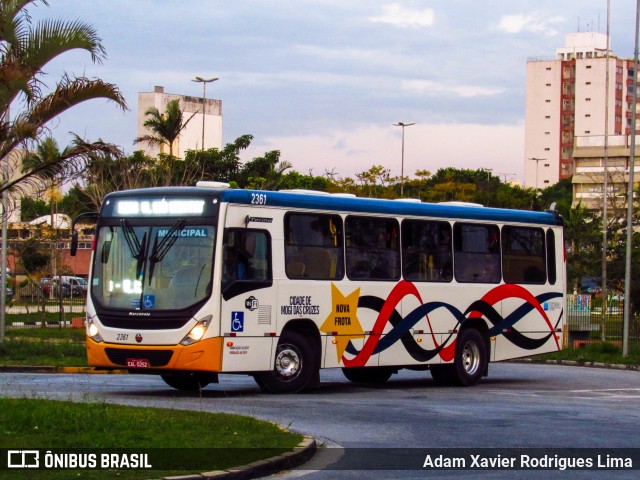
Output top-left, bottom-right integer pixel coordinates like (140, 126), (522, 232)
(223, 229), (271, 288)
(502, 226), (546, 285)
(453, 223), (501, 284)
(402, 220), (452, 282)
(345, 216), (400, 281)
(284, 213), (344, 280)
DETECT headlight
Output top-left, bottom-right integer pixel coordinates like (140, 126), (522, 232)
(180, 315), (212, 346)
(87, 318), (103, 343)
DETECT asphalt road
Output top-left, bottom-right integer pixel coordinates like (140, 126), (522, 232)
(1, 363), (639, 479)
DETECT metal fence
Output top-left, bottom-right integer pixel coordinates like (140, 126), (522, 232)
(567, 294), (639, 348)
(5, 282), (86, 328)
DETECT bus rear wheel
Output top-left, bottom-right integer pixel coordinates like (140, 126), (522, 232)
(254, 331), (317, 394)
(430, 328), (486, 387)
(342, 367), (394, 384)
(161, 373), (216, 391)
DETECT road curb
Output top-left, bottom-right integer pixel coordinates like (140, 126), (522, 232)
(0, 365), (128, 374)
(161, 436), (317, 480)
(515, 358), (639, 371)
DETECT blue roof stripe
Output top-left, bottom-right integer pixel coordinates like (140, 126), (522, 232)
(221, 190), (562, 226)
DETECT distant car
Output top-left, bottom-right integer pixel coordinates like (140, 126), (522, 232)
(60, 276), (88, 294)
(39, 277), (82, 297)
(39, 277), (54, 296)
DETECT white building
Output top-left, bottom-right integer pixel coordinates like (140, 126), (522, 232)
(572, 135), (640, 211)
(137, 86), (223, 158)
(524, 32), (636, 189)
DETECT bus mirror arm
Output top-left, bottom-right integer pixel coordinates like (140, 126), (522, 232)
(70, 212), (99, 257)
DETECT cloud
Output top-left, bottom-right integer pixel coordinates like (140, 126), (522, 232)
(497, 13), (564, 36)
(369, 3), (435, 28)
(401, 80), (504, 98)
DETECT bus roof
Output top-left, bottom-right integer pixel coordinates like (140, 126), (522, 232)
(102, 187), (562, 226)
(221, 189), (563, 226)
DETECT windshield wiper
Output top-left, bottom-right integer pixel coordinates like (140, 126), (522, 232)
(147, 220), (186, 284)
(120, 219), (147, 279)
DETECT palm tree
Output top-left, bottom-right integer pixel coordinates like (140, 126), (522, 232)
(134, 99), (196, 158)
(0, 0), (127, 195)
(22, 137), (65, 219)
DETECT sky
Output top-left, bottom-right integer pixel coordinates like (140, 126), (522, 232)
(27, 0), (640, 183)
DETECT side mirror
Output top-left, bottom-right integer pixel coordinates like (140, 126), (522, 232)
(70, 230), (79, 257)
(70, 211), (100, 257)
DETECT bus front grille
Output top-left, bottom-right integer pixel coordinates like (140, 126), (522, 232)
(105, 348), (174, 367)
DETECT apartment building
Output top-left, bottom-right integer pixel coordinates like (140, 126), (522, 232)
(524, 32), (637, 190)
(137, 86), (223, 158)
(572, 134), (640, 211)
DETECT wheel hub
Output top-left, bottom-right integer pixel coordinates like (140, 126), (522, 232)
(462, 341), (481, 375)
(275, 346), (301, 378)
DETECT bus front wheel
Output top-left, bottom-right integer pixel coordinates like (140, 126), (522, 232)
(254, 331), (316, 394)
(430, 328), (486, 387)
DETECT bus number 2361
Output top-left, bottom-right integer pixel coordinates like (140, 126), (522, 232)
(251, 193), (267, 205)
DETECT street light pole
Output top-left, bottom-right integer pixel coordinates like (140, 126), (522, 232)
(622, 0), (640, 357)
(528, 157), (546, 189)
(191, 76), (218, 150)
(393, 122), (415, 196)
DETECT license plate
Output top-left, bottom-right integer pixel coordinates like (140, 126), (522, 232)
(126, 358), (149, 368)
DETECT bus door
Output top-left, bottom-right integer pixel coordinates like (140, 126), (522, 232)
(219, 223), (275, 372)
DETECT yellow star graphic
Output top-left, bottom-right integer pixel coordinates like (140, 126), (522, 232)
(320, 283), (364, 362)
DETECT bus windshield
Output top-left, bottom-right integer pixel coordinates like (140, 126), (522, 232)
(91, 222), (216, 311)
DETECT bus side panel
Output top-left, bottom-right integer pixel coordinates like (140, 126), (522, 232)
(495, 286), (564, 362)
(493, 331), (561, 362)
(324, 336), (365, 369)
(221, 337), (275, 372)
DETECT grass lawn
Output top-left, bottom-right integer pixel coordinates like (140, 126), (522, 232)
(0, 336), (87, 366)
(0, 398), (303, 479)
(534, 341), (640, 365)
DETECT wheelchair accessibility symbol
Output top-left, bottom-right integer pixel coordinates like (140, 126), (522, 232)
(231, 312), (244, 332)
(143, 295), (155, 309)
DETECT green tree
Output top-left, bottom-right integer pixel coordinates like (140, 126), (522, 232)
(134, 99), (195, 158)
(277, 171), (330, 191)
(19, 195), (47, 221)
(22, 137), (65, 223)
(559, 200), (602, 292)
(182, 134), (254, 184)
(57, 185), (94, 218)
(80, 150), (155, 209)
(0, 0), (126, 195)
(237, 151), (291, 190)
(17, 237), (49, 278)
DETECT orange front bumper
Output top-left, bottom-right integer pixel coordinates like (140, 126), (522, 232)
(86, 337), (223, 372)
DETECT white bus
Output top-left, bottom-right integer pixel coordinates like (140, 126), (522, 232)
(73, 183), (566, 393)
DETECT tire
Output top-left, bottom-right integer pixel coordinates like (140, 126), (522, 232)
(161, 373), (215, 391)
(430, 329), (486, 387)
(342, 367), (394, 384)
(254, 331), (317, 394)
